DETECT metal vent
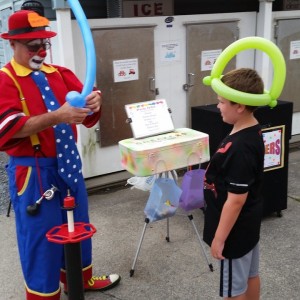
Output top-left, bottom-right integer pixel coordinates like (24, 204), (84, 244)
(107, 0), (122, 18)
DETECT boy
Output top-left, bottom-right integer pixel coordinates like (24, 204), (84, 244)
(203, 68), (265, 299)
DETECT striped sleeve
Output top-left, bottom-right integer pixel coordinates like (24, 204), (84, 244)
(0, 71), (29, 150)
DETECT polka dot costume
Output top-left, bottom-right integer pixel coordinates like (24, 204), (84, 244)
(31, 71), (82, 190)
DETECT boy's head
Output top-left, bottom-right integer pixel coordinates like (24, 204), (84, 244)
(221, 68), (264, 111)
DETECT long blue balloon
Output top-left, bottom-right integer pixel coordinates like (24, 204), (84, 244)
(66, 0), (96, 108)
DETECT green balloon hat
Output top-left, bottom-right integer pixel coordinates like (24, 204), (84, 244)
(203, 36), (286, 108)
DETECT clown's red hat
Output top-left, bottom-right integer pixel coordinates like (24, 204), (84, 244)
(0, 10), (57, 40)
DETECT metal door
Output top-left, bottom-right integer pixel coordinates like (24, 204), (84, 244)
(0, 7), (13, 68)
(185, 21), (239, 125)
(81, 25), (156, 177)
(92, 26), (156, 147)
(275, 18), (300, 112)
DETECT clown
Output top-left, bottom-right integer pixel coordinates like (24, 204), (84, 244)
(0, 9), (121, 300)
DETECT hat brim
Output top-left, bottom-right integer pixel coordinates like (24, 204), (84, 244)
(1, 30), (57, 40)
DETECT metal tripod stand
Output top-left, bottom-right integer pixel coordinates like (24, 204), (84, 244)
(129, 170), (213, 277)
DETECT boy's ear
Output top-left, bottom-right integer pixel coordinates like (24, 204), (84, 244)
(237, 103), (246, 113)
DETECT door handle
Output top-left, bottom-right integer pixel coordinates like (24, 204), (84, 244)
(149, 77), (159, 95)
(149, 77), (155, 93)
(183, 73), (195, 91)
(95, 127), (100, 143)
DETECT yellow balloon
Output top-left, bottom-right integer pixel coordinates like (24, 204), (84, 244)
(203, 36), (286, 107)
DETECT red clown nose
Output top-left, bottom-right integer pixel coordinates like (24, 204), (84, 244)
(37, 49), (47, 57)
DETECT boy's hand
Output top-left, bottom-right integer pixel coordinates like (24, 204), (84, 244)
(211, 237), (225, 260)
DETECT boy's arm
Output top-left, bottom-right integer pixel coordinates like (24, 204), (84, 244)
(211, 192), (248, 260)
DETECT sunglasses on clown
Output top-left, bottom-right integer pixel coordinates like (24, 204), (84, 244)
(18, 39), (52, 52)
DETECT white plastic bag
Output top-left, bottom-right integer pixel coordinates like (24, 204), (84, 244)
(126, 175), (156, 191)
(126, 171), (178, 192)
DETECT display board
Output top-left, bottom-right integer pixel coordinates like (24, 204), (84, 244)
(125, 99), (174, 139)
(262, 125), (285, 171)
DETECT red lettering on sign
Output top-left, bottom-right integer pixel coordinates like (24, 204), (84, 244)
(265, 139), (281, 155)
(132, 2), (164, 16)
(154, 3), (163, 15)
(142, 4), (151, 15)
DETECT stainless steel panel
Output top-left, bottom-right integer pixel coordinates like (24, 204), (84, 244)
(185, 21), (239, 124)
(275, 18), (300, 112)
(92, 26), (156, 146)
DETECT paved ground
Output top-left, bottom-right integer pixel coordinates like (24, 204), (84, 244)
(0, 148), (299, 299)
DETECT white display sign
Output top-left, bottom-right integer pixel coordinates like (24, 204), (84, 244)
(160, 41), (180, 62)
(201, 49), (222, 71)
(113, 58), (139, 83)
(290, 40), (300, 60)
(125, 99), (174, 139)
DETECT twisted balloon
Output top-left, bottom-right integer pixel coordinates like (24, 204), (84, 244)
(203, 37), (286, 108)
(66, 0), (96, 108)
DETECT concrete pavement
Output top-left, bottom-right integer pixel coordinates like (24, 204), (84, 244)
(0, 148), (299, 300)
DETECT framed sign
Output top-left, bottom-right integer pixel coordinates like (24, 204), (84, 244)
(125, 99), (174, 139)
(262, 125), (285, 172)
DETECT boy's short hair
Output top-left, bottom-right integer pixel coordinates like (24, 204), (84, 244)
(221, 68), (264, 111)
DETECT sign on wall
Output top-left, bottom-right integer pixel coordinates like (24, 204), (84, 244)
(262, 125), (285, 171)
(123, 0), (174, 17)
(201, 49), (222, 71)
(113, 58), (139, 83)
(283, 0), (300, 10)
(290, 40), (300, 60)
(160, 41), (180, 62)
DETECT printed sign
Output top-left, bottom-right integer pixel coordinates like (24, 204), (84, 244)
(125, 99), (174, 139)
(290, 40), (300, 60)
(283, 0), (300, 10)
(262, 125), (285, 171)
(201, 49), (222, 71)
(113, 58), (139, 83)
(160, 41), (180, 62)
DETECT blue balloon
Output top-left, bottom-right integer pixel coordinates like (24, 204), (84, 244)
(66, 91), (85, 108)
(66, 0), (96, 109)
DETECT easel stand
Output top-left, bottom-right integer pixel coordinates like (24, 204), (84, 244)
(130, 170), (213, 277)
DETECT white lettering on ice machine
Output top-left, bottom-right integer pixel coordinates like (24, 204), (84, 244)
(119, 99), (213, 276)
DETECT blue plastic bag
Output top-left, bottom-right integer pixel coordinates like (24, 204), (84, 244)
(144, 177), (182, 222)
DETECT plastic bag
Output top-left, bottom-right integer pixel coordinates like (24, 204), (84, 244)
(126, 175), (156, 191)
(127, 171), (177, 192)
(144, 177), (182, 222)
(179, 168), (205, 211)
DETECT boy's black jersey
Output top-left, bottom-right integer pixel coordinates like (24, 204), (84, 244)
(203, 124), (265, 258)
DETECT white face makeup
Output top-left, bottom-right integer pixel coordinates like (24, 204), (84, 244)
(29, 52), (46, 70)
(14, 39), (51, 70)
(26, 39), (50, 70)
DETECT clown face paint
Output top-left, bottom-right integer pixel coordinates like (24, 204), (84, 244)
(29, 49), (47, 70)
(14, 39), (51, 70)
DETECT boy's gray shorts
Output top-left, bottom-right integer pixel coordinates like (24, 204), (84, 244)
(220, 243), (259, 298)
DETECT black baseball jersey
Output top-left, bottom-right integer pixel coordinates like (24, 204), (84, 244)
(203, 124), (265, 258)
